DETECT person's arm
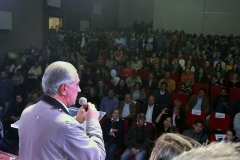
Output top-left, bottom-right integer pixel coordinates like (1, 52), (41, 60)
(185, 96), (193, 111)
(125, 103), (136, 119)
(169, 80), (176, 93)
(155, 108), (168, 123)
(202, 98), (210, 114)
(62, 105), (106, 160)
(234, 113), (240, 131)
(124, 126), (134, 149)
(139, 127), (151, 151)
(137, 89), (146, 101)
(113, 98), (119, 108)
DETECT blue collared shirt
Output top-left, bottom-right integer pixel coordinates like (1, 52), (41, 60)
(193, 96), (203, 111)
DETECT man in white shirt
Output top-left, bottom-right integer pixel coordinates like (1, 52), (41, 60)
(118, 94), (136, 125)
(177, 54), (185, 68)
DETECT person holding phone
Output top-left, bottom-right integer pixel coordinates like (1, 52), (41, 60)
(155, 108), (173, 137)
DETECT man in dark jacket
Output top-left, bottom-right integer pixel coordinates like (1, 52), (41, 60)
(152, 82), (171, 108)
(183, 119), (208, 145)
(121, 113), (151, 160)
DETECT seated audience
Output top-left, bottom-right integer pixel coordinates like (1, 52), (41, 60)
(81, 66), (95, 83)
(211, 71), (226, 86)
(159, 59), (169, 73)
(25, 92), (39, 109)
(95, 80), (108, 98)
(131, 56), (143, 70)
(185, 88), (209, 114)
(86, 87), (101, 110)
(158, 71), (176, 93)
(227, 72), (240, 92)
(181, 68), (194, 86)
(155, 111), (173, 136)
(150, 133), (200, 160)
(212, 62), (225, 77)
(120, 62), (134, 79)
(226, 63), (239, 79)
(152, 63), (164, 80)
(118, 94), (136, 124)
(143, 72), (158, 91)
(225, 59), (234, 72)
(224, 128), (238, 143)
(103, 109), (124, 160)
(12, 69), (24, 88)
(83, 79), (94, 96)
(121, 113), (151, 160)
(4, 94), (27, 143)
(171, 59), (183, 76)
(183, 119), (208, 145)
(98, 68), (110, 84)
(183, 60), (195, 74)
(173, 143), (240, 160)
(114, 79), (129, 101)
(108, 60), (121, 76)
(140, 96), (161, 125)
(27, 62), (42, 90)
(214, 57), (226, 70)
(150, 52), (159, 64)
(10, 60), (22, 73)
(234, 112), (240, 138)
(194, 67), (207, 84)
(204, 61), (213, 78)
(130, 82), (146, 104)
(100, 89), (119, 117)
(178, 78), (193, 96)
(210, 88), (231, 114)
(106, 54), (114, 68)
(152, 82), (171, 108)
(174, 53), (185, 68)
(126, 70), (142, 88)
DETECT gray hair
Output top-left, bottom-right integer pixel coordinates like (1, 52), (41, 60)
(150, 133), (201, 160)
(42, 61), (77, 94)
(173, 142), (240, 160)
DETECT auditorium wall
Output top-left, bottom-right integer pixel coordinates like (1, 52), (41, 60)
(153, 0), (240, 35)
(118, 0), (154, 28)
(0, 0), (43, 59)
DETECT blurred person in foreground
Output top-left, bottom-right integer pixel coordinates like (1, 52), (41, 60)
(19, 61), (105, 160)
(173, 142), (240, 160)
(150, 133), (201, 160)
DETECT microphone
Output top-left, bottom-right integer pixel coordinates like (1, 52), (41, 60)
(79, 97), (88, 111)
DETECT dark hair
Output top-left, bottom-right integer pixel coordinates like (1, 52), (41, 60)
(110, 108), (120, 117)
(199, 87), (206, 93)
(134, 82), (142, 90)
(108, 88), (114, 93)
(214, 62), (223, 70)
(161, 81), (168, 87)
(194, 119), (204, 126)
(227, 128), (236, 137)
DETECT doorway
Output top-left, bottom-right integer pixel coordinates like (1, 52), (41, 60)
(49, 17), (63, 31)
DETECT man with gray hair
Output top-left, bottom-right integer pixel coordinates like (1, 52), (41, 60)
(19, 61), (106, 160)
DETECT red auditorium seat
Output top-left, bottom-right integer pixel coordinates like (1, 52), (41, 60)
(229, 88), (240, 101)
(170, 92), (188, 107)
(105, 83), (115, 89)
(210, 86), (225, 99)
(170, 72), (179, 85)
(169, 54), (176, 59)
(185, 110), (206, 127)
(137, 69), (149, 80)
(208, 112), (230, 132)
(144, 88), (151, 101)
(182, 55), (188, 61)
(136, 102), (141, 114)
(193, 84), (209, 97)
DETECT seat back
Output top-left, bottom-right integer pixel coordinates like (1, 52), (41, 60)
(193, 84), (209, 97)
(171, 72), (179, 85)
(208, 112), (230, 131)
(229, 88), (240, 101)
(136, 102), (141, 114)
(170, 92), (188, 107)
(137, 69), (149, 80)
(185, 110), (207, 127)
(144, 88), (151, 101)
(210, 86), (225, 99)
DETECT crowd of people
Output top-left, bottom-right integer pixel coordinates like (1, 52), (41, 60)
(0, 20), (240, 158)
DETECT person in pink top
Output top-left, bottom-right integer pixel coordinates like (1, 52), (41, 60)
(120, 62), (134, 79)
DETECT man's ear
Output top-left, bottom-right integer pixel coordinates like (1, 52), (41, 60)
(59, 84), (67, 96)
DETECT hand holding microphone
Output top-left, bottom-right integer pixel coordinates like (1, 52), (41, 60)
(76, 97), (99, 123)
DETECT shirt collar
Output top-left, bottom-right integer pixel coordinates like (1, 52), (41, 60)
(111, 118), (119, 121)
(53, 97), (69, 113)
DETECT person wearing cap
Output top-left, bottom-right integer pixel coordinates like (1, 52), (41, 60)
(126, 69), (142, 88)
(121, 113), (151, 160)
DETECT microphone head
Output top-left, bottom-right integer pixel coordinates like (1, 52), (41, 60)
(79, 97), (87, 106)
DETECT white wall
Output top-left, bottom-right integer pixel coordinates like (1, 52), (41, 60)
(118, 0), (154, 27)
(153, 0), (240, 35)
